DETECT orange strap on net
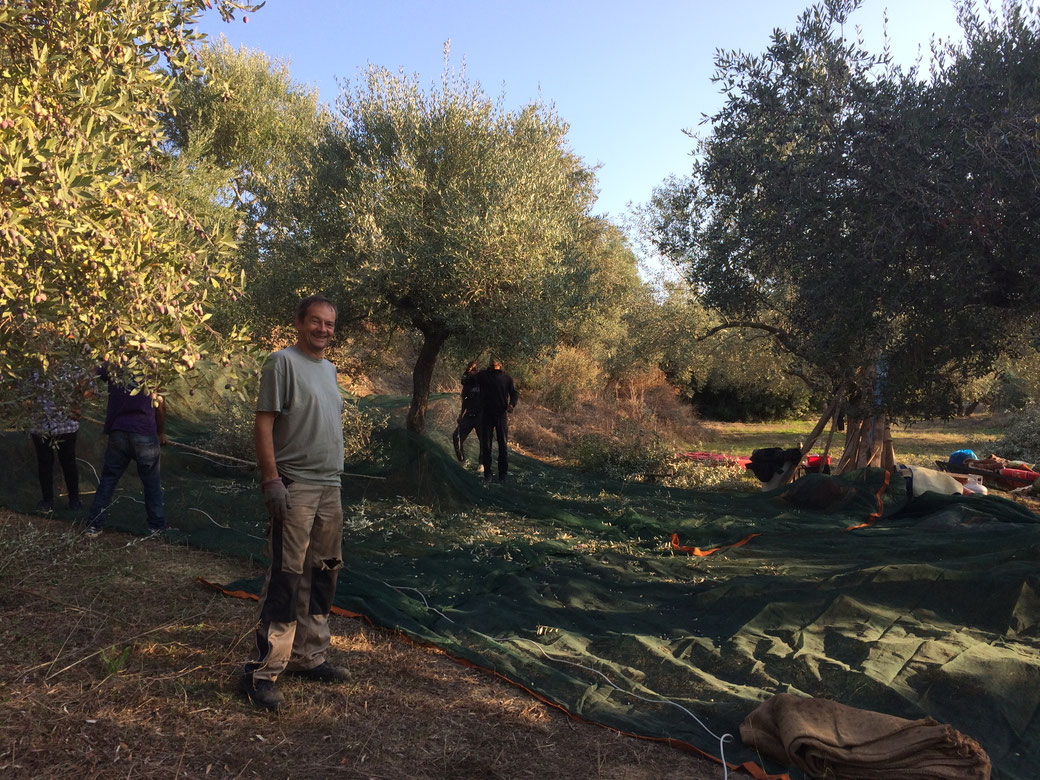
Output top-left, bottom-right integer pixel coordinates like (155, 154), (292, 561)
(845, 469), (892, 530)
(671, 532), (761, 556)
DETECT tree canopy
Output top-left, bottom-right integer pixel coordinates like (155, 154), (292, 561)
(649, 0), (1040, 429)
(299, 58), (599, 432)
(0, 0), (259, 409)
(162, 41), (328, 333)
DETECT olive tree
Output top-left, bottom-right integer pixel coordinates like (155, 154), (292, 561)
(162, 41), (329, 334)
(649, 0), (1040, 470)
(0, 0), (257, 412)
(308, 59), (597, 432)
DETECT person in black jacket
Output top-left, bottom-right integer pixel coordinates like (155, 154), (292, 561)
(478, 359), (518, 484)
(452, 361), (481, 462)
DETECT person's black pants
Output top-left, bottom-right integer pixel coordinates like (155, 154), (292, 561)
(479, 412), (509, 479)
(452, 414), (479, 462)
(31, 431), (79, 505)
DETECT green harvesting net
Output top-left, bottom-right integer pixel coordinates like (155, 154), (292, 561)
(4, 395), (1040, 779)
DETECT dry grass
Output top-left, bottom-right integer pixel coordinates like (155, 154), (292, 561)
(697, 412), (1008, 464)
(507, 384), (709, 463)
(0, 509), (729, 779)
(430, 371), (1024, 497)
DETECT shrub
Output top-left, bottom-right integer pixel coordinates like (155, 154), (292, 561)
(571, 427), (671, 482)
(204, 395), (257, 462)
(992, 372), (1034, 413)
(993, 407), (1040, 463)
(570, 427), (759, 492)
(689, 375), (810, 422)
(342, 400), (389, 464)
(655, 459), (759, 493)
(202, 393), (388, 465)
(527, 347), (602, 412)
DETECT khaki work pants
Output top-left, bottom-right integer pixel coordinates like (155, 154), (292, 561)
(248, 481), (343, 683)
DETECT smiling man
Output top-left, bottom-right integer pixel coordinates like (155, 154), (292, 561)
(241, 294), (349, 711)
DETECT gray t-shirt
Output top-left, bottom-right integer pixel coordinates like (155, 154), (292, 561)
(257, 345), (344, 486)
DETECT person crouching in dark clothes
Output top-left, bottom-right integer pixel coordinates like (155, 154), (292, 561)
(478, 359), (518, 484)
(452, 361), (482, 463)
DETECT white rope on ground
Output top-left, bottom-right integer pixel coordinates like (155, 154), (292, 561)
(81, 493), (261, 547)
(187, 506), (266, 541)
(124, 529), (162, 548)
(379, 580), (455, 624)
(512, 637), (734, 780)
(89, 497), (267, 546)
(100, 496), (163, 548)
(76, 457), (100, 485)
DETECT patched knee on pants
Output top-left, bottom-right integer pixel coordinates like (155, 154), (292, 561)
(261, 570), (300, 623)
(309, 564), (341, 615)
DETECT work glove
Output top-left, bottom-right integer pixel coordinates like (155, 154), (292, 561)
(261, 478), (291, 525)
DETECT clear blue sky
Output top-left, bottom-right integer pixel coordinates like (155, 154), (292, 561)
(198, 1), (963, 224)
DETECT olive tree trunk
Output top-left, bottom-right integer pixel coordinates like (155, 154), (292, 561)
(406, 326), (450, 434)
(834, 413), (896, 474)
(785, 394), (897, 484)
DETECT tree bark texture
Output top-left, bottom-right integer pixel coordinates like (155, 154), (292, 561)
(406, 327), (449, 434)
(835, 413), (896, 474)
(780, 396), (838, 486)
(819, 403), (840, 463)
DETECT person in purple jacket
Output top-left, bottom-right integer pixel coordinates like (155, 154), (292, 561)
(85, 366), (168, 537)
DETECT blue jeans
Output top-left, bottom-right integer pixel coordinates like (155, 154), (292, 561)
(88, 431), (165, 530)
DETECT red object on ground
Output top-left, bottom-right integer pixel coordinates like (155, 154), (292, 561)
(999, 468), (1040, 484)
(679, 451), (752, 468)
(805, 455), (831, 471)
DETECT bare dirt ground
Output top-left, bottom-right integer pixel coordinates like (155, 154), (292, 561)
(0, 509), (733, 780)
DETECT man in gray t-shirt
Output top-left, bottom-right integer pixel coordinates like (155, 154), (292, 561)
(240, 295), (350, 711)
